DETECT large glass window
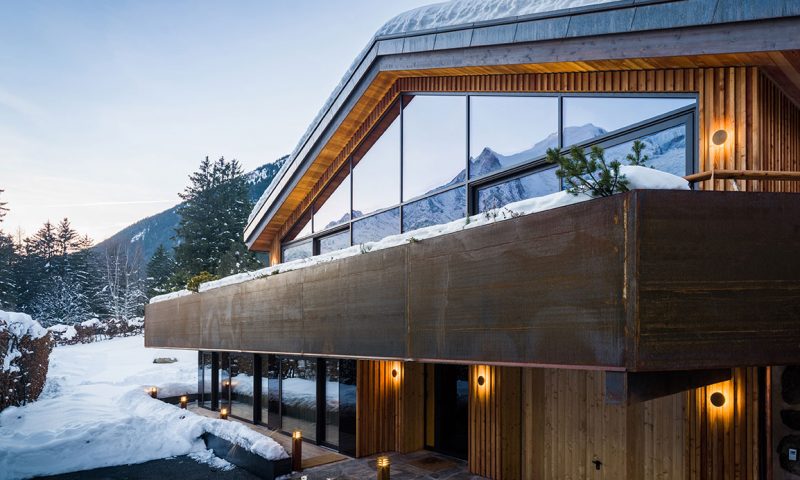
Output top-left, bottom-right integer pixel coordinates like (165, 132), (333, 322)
(402, 95), (467, 200)
(264, 355), (280, 429)
(282, 239), (312, 263)
(282, 93), (696, 260)
(603, 123), (688, 176)
(403, 186), (466, 232)
(281, 358), (317, 441)
(469, 96), (558, 179)
(229, 353), (255, 422)
(352, 208), (399, 244)
(318, 230), (350, 255)
(562, 96), (695, 146)
(477, 167), (561, 213)
(352, 105), (400, 218)
(199, 352), (213, 409)
(314, 170), (350, 233)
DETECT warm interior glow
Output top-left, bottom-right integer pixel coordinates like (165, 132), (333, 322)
(377, 456), (390, 467)
(292, 430), (302, 440)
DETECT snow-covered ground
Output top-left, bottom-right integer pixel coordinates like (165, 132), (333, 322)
(0, 335), (287, 479)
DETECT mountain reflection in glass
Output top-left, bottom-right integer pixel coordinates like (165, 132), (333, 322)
(403, 186), (466, 232)
(477, 168), (560, 213)
(352, 208), (399, 244)
(282, 240), (312, 262)
(402, 95), (466, 201)
(469, 96), (558, 179)
(604, 124), (688, 176)
(352, 114), (400, 218)
(281, 358), (317, 441)
(318, 230), (350, 254)
(563, 97), (695, 146)
(314, 171), (350, 232)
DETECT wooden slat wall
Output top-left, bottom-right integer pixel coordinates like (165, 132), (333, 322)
(356, 360), (424, 458)
(356, 360), (397, 457)
(759, 73), (800, 193)
(515, 368), (758, 480)
(276, 67), (775, 249)
(469, 365), (521, 480)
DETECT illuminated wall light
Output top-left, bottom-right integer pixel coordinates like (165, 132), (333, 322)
(391, 368), (398, 378)
(710, 391), (726, 407)
(377, 455), (391, 480)
(712, 129), (728, 146)
(477, 375), (485, 387)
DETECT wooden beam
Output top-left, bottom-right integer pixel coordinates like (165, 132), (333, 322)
(605, 369), (732, 405)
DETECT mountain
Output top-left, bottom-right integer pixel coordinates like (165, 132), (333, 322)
(94, 156), (288, 262)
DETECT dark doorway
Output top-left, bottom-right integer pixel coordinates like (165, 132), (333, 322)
(433, 364), (469, 459)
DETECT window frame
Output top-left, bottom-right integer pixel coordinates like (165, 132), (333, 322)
(280, 92), (699, 258)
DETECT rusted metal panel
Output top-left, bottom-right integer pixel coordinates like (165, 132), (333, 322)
(406, 195), (627, 368)
(633, 190), (800, 370)
(146, 190), (800, 372)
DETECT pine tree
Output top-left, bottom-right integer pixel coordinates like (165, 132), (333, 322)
(146, 244), (176, 298)
(101, 243), (146, 321)
(218, 242), (263, 277)
(173, 156), (254, 279)
(0, 189), (8, 224)
(0, 192), (16, 308)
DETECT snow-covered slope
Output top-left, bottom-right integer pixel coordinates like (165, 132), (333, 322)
(0, 336), (287, 479)
(378, 0), (617, 36)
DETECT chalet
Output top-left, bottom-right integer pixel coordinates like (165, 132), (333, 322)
(145, 1), (800, 478)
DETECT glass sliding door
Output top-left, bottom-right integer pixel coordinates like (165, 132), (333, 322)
(229, 353), (255, 421)
(323, 359), (339, 447)
(218, 353), (230, 412)
(261, 355), (279, 429)
(198, 352), (213, 409)
(281, 357), (318, 441)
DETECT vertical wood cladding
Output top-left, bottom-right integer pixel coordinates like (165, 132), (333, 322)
(355, 360), (424, 458)
(278, 67), (800, 249)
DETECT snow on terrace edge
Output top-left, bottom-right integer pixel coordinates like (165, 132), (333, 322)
(154, 166), (689, 304)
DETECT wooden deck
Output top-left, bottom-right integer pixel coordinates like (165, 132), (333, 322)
(187, 405), (347, 470)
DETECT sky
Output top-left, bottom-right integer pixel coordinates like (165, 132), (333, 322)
(0, 0), (432, 242)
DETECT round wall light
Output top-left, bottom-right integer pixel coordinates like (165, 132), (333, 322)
(391, 368), (398, 378)
(712, 129), (728, 146)
(477, 375), (485, 387)
(710, 391), (726, 407)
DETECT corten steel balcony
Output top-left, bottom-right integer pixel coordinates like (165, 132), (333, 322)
(145, 190), (800, 372)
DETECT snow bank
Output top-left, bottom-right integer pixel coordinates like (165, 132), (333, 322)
(0, 335), (287, 479)
(187, 167), (689, 297)
(150, 289), (192, 304)
(0, 311), (52, 411)
(48, 323), (78, 341)
(378, 0), (617, 36)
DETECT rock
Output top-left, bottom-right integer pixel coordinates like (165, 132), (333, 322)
(153, 357), (178, 364)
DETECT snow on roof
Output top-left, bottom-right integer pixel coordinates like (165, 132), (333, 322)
(246, 0), (619, 228)
(377, 0), (618, 36)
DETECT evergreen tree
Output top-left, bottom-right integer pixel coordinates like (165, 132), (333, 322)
(0, 192), (16, 308)
(146, 244), (176, 298)
(101, 243), (146, 321)
(0, 189), (8, 224)
(217, 241), (263, 277)
(173, 156), (254, 279)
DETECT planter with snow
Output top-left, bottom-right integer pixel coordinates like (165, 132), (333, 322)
(0, 311), (52, 411)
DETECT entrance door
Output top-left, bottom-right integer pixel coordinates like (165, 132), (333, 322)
(433, 364), (469, 459)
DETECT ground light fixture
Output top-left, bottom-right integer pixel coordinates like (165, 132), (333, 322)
(292, 430), (302, 472)
(149, 387), (157, 398)
(710, 391), (726, 407)
(712, 129), (728, 146)
(219, 407), (229, 420)
(179, 395), (188, 409)
(377, 456), (390, 480)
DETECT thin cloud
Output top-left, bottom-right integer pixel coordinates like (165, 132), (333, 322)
(41, 199), (175, 208)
